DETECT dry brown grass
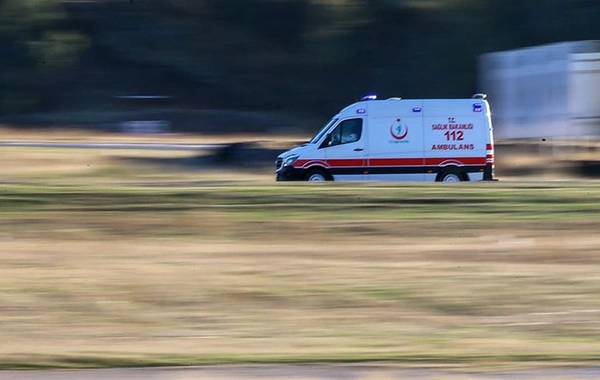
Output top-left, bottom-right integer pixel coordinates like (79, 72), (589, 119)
(1, 183), (600, 369)
(2, 234), (600, 365)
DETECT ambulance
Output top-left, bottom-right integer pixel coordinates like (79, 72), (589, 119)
(275, 94), (495, 182)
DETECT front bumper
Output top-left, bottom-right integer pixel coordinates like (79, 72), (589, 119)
(276, 166), (306, 181)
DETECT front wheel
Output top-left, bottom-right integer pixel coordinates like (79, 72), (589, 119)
(306, 169), (329, 182)
(438, 171), (464, 182)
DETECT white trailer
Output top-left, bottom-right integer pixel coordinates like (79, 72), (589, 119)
(478, 41), (600, 139)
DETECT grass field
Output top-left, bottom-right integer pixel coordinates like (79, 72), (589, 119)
(1, 134), (600, 370)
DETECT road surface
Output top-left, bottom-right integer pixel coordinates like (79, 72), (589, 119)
(0, 141), (225, 151)
(1, 365), (600, 380)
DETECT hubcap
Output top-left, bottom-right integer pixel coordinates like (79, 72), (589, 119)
(443, 174), (461, 182)
(308, 174), (326, 182)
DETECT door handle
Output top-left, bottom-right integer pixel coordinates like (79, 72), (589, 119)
(354, 148), (364, 152)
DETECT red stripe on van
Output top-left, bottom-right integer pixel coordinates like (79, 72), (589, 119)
(425, 157), (486, 166)
(325, 159), (365, 167)
(368, 158), (423, 166)
(295, 159), (329, 168)
(296, 157), (486, 168)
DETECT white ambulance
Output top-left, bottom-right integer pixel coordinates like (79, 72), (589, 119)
(276, 94), (495, 182)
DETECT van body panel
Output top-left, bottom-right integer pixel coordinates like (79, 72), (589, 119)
(423, 100), (488, 178)
(366, 114), (425, 181)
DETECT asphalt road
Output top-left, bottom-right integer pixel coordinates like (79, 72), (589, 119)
(0, 141), (225, 150)
(1, 365), (600, 380)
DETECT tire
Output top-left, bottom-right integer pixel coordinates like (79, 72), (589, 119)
(306, 169), (329, 182)
(439, 171), (463, 183)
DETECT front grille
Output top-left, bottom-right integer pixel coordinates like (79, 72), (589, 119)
(275, 157), (283, 170)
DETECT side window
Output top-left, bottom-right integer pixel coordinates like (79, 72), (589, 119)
(329, 118), (363, 147)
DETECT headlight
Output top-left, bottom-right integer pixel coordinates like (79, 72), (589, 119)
(283, 154), (299, 167)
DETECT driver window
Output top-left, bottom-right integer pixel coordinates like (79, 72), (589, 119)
(329, 118), (362, 147)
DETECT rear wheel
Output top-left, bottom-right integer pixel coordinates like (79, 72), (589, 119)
(441, 172), (461, 182)
(306, 169), (329, 182)
(437, 169), (465, 183)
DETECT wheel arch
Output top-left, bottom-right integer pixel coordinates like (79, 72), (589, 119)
(304, 165), (333, 181)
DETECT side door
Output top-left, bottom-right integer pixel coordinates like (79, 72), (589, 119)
(320, 118), (366, 181)
(365, 103), (425, 181)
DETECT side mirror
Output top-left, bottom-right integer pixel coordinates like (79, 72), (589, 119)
(319, 133), (332, 149)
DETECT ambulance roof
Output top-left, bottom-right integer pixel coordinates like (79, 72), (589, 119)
(337, 97), (489, 118)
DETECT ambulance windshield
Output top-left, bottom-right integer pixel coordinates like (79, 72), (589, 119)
(309, 117), (339, 144)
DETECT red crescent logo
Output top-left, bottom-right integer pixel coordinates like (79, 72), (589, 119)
(390, 124), (409, 140)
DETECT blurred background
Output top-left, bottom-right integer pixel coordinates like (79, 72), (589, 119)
(0, 0), (599, 136)
(3, 2), (600, 373)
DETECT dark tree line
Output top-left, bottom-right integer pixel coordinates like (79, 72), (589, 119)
(1, 0), (599, 127)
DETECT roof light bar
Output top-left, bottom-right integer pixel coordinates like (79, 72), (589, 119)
(361, 95), (377, 101)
